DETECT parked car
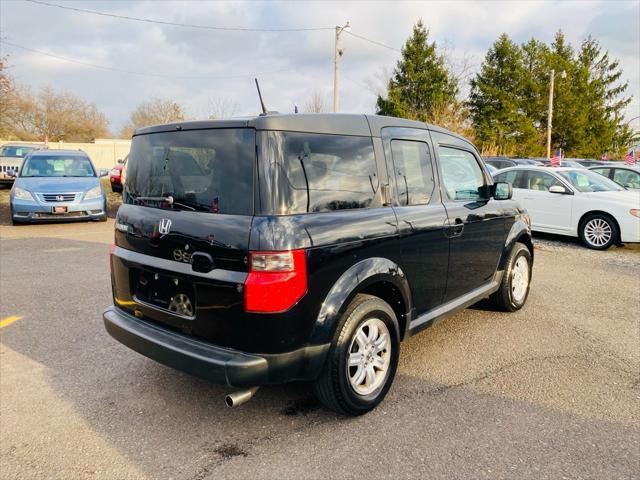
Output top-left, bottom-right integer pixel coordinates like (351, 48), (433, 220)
(10, 150), (108, 224)
(571, 159), (606, 167)
(483, 156), (517, 170)
(559, 159), (587, 169)
(493, 166), (640, 249)
(103, 113), (534, 416)
(109, 156), (127, 192)
(485, 163), (500, 175)
(589, 165), (640, 190)
(0, 143), (39, 185)
(512, 158), (545, 166)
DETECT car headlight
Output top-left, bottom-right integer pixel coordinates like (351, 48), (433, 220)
(631, 209), (639, 218)
(13, 187), (34, 201)
(84, 186), (103, 200)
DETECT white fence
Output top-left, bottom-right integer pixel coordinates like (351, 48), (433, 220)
(0, 139), (131, 169)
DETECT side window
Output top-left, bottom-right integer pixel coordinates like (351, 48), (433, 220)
(525, 171), (562, 191)
(390, 140), (434, 206)
(613, 169), (640, 189)
(264, 131), (379, 214)
(494, 170), (525, 188)
(591, 168), (610, 178)
(438, 147), (486, 201)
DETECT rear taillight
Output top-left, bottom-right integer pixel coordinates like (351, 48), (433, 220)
(109, 243), (116, 273)
(244, 250), (307, 313)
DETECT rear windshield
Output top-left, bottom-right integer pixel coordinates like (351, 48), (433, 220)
(124, 128), (255, 215)
(0, 146), (36, 158)
(21, 155), (95, 177)
(258, 131), (379, 214)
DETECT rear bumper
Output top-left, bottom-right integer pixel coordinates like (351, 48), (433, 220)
(103, 306), (329, 387)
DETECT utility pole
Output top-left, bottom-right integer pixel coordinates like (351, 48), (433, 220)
(333, 22), (350, 113)
(546, 69), (555, 160)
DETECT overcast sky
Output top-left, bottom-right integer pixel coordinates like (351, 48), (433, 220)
(1, 0), (638, 135)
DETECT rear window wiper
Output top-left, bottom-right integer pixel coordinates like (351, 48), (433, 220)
(132, 195), (196, 211)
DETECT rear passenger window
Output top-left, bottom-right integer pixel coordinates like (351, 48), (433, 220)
(261, 131), (378, 214)
(438, 147), (486, 201)
(390, 140), (434, 205)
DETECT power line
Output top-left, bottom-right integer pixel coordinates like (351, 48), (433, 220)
(1, 40), (289, 79)
(24, 0), (333, 32)
(345, 31), (401, 53)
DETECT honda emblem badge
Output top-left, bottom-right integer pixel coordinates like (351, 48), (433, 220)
(158, 218), (172, 235)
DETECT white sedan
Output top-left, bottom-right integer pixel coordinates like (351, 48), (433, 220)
(493, 166), (640, 250)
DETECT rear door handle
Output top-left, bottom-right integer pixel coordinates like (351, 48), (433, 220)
(191, 252), (215, 273)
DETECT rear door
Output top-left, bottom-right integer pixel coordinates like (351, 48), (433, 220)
(111, 127), (256, 346)
(382, 127), (449, 315)
(432, 138), (506, 301)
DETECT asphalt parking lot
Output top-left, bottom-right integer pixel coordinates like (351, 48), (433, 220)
(1, 187), (639, 479)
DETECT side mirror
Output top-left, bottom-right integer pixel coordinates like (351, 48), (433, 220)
(98, 169), (109, 177)
(6, 169), (16, 178)
(493, 182), (512, 200)
(549, 185), (567, 194)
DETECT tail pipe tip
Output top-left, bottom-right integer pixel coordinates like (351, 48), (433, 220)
(225, 387), (259, 408)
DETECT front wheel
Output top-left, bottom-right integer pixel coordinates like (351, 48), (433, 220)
(491, 242), (532, 312)
(579, 214), (618, 250)
(313, 294), (400, 416)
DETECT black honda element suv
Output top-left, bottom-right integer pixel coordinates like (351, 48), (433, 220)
(104, 113), (533, 415)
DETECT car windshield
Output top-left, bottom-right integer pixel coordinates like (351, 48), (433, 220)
(558, 170), (625, 192)
(0, 145), (36, 157)
(20, 156), (96, 177)
(124, 128), (255, 215)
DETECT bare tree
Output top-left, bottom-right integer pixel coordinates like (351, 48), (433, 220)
(303, 90), (327, 113)
(365, 66), (394, 100)
(208, 96), (239, 119)
(7, 85), (110, 142)
(120, 98), (186, 138)
(0, 57), (20, 139)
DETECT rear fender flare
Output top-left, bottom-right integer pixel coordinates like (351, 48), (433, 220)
(309, 257), (411, 345)
(499, 217), (533, 270)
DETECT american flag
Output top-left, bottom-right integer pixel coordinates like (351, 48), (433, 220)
(601, 153), (608, 161)
(625, 148), (635, 166)
(550, 149), (561, 167)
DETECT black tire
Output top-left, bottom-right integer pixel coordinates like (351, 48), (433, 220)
(579, 213), (619, 250)
(490, 242), (532, 312)
(313, 294), (400, 416)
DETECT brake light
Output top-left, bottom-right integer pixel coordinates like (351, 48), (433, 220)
(109, 243), (116, 273)
(244, 250), (307, 313)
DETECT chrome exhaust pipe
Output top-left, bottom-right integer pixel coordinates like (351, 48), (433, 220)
(225, 387), (259, 408)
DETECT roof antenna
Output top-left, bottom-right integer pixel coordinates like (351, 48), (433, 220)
(255, 78), (268, 116)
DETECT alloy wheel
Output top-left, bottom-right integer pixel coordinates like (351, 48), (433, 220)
(347, 318), (391, 396)
(584, 218), (612, 247)
(511, 256), (529, 303)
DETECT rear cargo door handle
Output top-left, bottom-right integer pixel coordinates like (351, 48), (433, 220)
(191, 252), (215, 273)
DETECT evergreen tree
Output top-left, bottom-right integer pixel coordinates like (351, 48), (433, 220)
(575, 36), (633, 156)
(376, 20), (458, 122)
(468, 34), (539, 155)
(469, 30), (634, 158)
